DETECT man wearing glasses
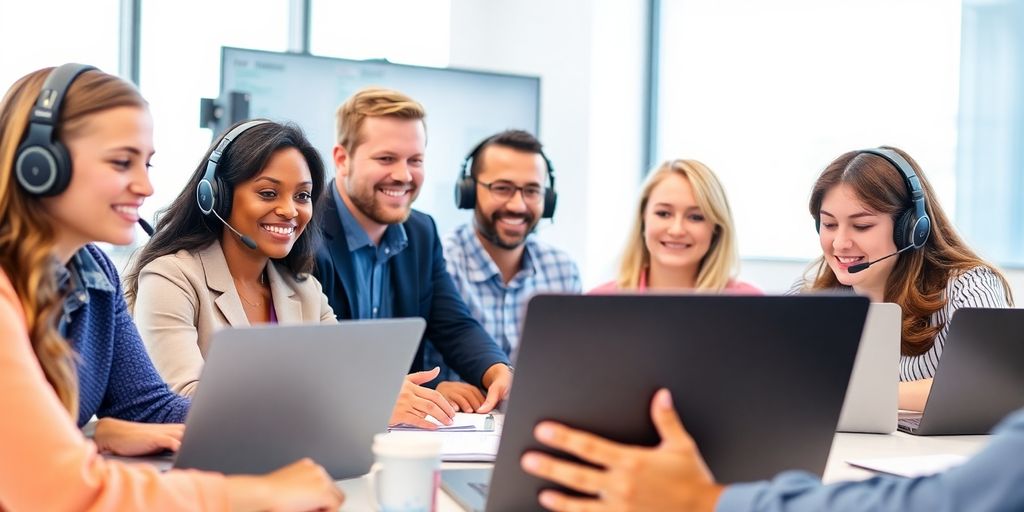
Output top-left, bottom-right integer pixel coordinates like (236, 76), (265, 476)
(426, 130), (581, 412)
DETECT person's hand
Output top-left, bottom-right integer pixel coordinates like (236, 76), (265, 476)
(226, 458), (345, 512)
(437, 380), (486, 412)
(478, 363), (513, 413)
(389, 367), (456, 429)
(93, 417), (184, 456)
(520, 388), (726, 512)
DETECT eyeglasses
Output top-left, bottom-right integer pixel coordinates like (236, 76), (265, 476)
(477, 180), (545, 203)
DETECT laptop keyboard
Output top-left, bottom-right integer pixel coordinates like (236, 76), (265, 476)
(898, 416), (921, 432)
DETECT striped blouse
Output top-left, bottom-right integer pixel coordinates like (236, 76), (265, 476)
(900, 266), (1010, 381)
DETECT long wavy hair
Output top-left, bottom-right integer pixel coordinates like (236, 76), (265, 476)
(0, 67), (147, 418)
(616, 159), (739, 290)
(123, 120), (326, 308)
(805, 146), (1013, 356)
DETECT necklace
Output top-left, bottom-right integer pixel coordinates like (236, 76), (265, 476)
(238, 290), (263, 308)
(237, 270), (268, 308)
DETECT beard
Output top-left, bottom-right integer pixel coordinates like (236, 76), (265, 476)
(475, 208), (538, 250)
(346, 178), (419, 225)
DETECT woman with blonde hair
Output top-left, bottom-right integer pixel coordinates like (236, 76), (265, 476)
(592, 159), (759, 293)
(0, 64), (342, 510)
(803, 146), (1012, 410)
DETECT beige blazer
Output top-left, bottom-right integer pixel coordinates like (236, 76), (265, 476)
(132, 239), (336, 396)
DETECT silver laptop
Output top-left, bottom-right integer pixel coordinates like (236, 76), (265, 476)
(898, 308), (1024, 436)
(836, 302), (900, 434)
(172, 319), (424, 479)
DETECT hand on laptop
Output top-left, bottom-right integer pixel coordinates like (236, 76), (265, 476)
(437, 381), (486, 412)
(225, 457), (345, 512)
(93, 417), (184, 456)
(520, 389), (725, 512)
(478, 363), (513, 413)
(390, 367), (456, 429)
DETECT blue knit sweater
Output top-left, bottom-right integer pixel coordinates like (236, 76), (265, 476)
(67, 245), (190, 427)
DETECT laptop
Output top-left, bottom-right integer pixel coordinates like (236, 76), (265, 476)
(898, 308), (1024, 436)
(171, 319), (425, 479)
(444, 294), (868, 512)
(836, 302), (900, 433)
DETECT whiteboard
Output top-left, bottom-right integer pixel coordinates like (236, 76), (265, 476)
(220, 47), (540, 237)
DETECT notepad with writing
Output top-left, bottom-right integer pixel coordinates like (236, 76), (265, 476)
(846, 454), (968, 478)
(389, 412), (495, 432)
(385, 430), (500, 462)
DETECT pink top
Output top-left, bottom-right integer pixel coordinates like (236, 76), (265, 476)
(0, 268), (229, 511)
(589, 270), (762, 295)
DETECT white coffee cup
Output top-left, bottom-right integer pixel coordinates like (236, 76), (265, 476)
(368, 433), (442, 512)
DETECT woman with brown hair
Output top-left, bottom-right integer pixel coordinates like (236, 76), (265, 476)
(802, 146), (1012, 410)
(0, 64), (342, 510)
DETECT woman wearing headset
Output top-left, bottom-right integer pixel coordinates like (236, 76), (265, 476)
(591, 159), (760, 293)
(802, 146), (1012, 411)
(123, 119), (458, 429)
(0, 65), (342, 510)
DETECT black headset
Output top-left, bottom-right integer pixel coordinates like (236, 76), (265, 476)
(454, 136), (557, 219)
(196, 119), (269, 216)
(816, 147), (932, 250)
(15, 63), (97, 197)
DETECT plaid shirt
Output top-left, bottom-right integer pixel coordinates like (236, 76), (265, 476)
(426, 223), (581, 382)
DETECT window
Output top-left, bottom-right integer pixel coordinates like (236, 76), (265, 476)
(0, 0), (120, 94)
(655, 0), (962, 260)
(137, 0), (290, 228)
(310, 0), (451, 67)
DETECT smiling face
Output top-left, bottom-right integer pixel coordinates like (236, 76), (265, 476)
(335, 116), (425, 231)
(226, 147), (314, 259)
(473, 144), (547, 250)
(42, 106), (155, 260)
(818, 182), (899, 297)
(642, 173), (715, 284)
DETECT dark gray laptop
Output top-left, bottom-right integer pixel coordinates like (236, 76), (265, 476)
(172, 319), (424, 479)
(444, 294), (868, 512)
(898, 308), (1024, 436)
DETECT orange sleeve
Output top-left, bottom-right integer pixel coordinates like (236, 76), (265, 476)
(0, 270), (230, 511)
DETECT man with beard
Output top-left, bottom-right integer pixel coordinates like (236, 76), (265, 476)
(313, 87), (513, 428)
(424, 130), (581, 412)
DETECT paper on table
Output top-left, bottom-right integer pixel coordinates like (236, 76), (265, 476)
(846, 454), (968, 478)
(389, 412), (495, 432)
(386, 430), (500, 462)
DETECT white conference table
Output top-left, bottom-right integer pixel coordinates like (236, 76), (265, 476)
(105, 418), (991, 511)
(332, 427), (992, 511)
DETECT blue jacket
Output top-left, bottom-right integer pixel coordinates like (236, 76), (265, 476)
(70, 245), (190, 427)
(313, 187), (510, 388)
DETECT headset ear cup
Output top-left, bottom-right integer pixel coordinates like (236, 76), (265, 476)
(46, 141), (73, 196)
(893, 209), (915, 249)
(454, 177), (476, 210)
(542, 188), (557, 219)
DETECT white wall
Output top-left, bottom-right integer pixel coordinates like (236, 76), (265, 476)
(448, 0), (648, 288)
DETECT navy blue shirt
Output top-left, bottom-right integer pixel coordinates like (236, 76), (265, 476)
(332, 185), (408, 319)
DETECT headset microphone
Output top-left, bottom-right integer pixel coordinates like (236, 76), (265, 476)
(847, 244), (914, 274)
(209, 208), (258, 250)
(138, 218), (154, 236)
